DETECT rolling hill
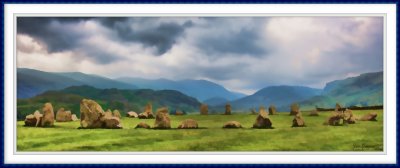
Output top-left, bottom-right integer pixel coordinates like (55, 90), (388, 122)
(17, 85), (201, 120)
(17, 68), (137, 98)
(116, 77), (246, 101)
(298, 71), (383, 110)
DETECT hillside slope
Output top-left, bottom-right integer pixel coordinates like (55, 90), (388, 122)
(17, 68), (137, 98)
(17, 85), (201, 120)
(298, 71), (383, 110)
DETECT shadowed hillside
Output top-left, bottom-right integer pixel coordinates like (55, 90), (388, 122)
(17, 85), (201, 120)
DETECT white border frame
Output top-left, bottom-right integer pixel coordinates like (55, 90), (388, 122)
(4, 4), (397, 164)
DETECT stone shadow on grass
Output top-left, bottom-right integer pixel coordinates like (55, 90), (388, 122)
(252, 126), (275, 129)
(77, 127), (122, 129)
(151, 127), (208, 130)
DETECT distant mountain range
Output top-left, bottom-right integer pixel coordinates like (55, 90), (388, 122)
(18, 68), (246, 102)
(203, 97), (230, 106)
(115, 77), (246, 101)
(17, 68), (384, 114)
(209, 71), (383, 112)
(17, 85), (201, 120)
(210, 86), (322, 112)
(17, 68), (137, 98)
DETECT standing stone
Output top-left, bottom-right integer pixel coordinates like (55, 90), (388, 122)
(103, 117), (122, 129)
(175, 110), (184, 115)
(343, 109), (356, 124)
(200, 104), (208, 115)
(79, 99), (124, 129)
(178, 119), (198, 129)
(225, 103), (231, 115)
(290, 103), (300, 116)
(24, 114), (37, 126)
(292, 113), (305, 127)
(41, 102), (55, 127)
(223, 121), (242, 128)
(359, 112), (378, 121)
(113, 110), (121, 119)
(335, 103), (342, 111)
(103, 109), (113, 119)
(154, 107), (171, 129)
(100, 109), (122, 129)
(25, 110), (43, 127)
(138, 103), (154, 119)
(127, 111), (139, 118)
(56, 108), (72, 122)
(324, 111), (343, 126)
(33, 110), (43, 126)
(71, 114), (79, 121)
(80, 99), (105, 128)
(253, 106), (272, 128)
(65, 111), (72, 120)
(268, 105), (277, 115)
(144, 103), (152, 114)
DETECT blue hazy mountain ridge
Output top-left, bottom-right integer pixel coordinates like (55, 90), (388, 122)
(211, 71), (383, 112)
(18, 68), (383, 113)
(299, 71), (383, 109)
(203, 97), (230, 106)
(214, 85), (322, 111)
(116, 77), (246, 101)
(17, 68), (137, 98)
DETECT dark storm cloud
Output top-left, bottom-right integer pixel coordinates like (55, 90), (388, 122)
(76, 47), (129, 65)
(17, 17), (127, 64)
(17, 17), (91, 52)
(194, 17), (270, 57)
(197, 28), (267, 57)
(17, 17), (384, 94)
(97, 17), (193, 55)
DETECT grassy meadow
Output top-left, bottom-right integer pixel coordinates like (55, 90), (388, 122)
(17, 110), (383, 151)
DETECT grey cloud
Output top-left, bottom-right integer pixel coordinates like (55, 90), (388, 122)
(76, 48), (125, 64)
(197, 28), (267, 57)
(98, 17), (193, 55)
(17, 17), (384, 94)
(17, 17), (127, 64)
(314, 18), (383, 78)
(195, 17), (269, 57)
(17, 17), (91, 53)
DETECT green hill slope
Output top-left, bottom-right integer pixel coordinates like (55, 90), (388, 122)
(298, 71), (383, 110)
(17, 85), (201, 120)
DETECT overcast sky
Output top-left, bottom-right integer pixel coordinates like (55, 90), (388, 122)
(17, 17), (383, 95)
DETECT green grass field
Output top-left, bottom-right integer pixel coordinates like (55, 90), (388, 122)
(17, 110), (383, 151)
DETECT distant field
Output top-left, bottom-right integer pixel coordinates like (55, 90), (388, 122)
(17, 110), (383, 151)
